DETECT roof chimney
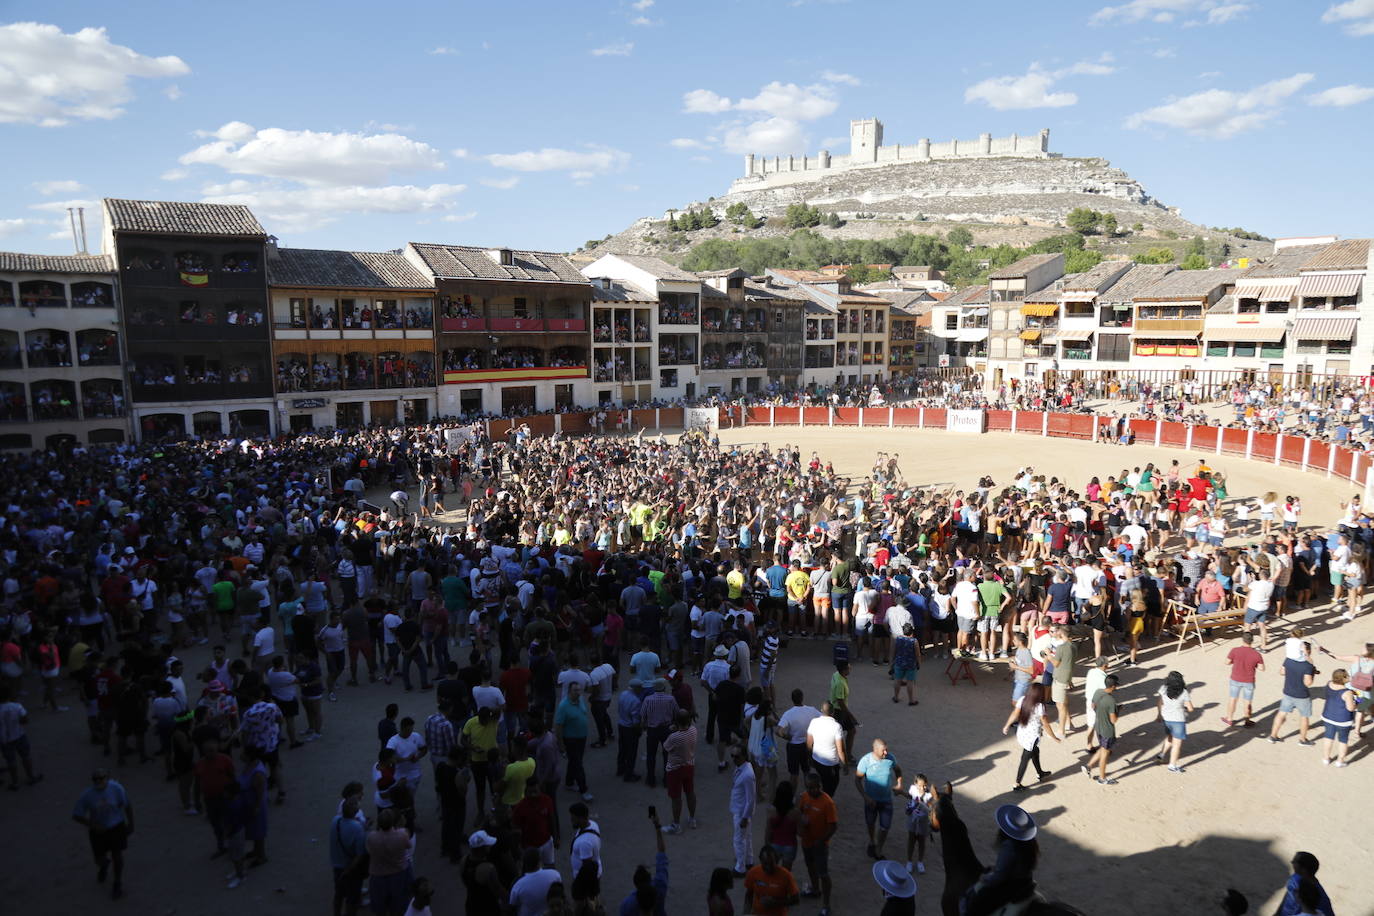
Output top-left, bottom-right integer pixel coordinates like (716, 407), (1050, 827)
(486, 248), (514, 266)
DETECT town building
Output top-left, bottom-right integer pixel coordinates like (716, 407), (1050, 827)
(581, 254), (702, 402)
(102, 198), (276, 439)
(0, 252), (125, 449)
(405, 242), (591, 416)
(1128, 268), (1244, 367)
(696, 271), (806, 394)
(266, 246), (437, 430)
(767, 270), (892, 386)
(929, 284), (990, 369)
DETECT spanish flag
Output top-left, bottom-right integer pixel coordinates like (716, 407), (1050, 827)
(180, 271), (209, 287)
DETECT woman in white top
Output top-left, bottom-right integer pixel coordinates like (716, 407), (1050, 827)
(1154, 670), (1195, 773)
(1256, 491), (1279, 537)
(852, 577), (879, 662)
(1001, 682), (1059, 791)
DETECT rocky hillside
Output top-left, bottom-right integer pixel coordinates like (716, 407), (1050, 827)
(588, 155), (1273, 262)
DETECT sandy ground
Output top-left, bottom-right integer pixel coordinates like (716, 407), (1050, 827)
(6, 426), (1371, 916)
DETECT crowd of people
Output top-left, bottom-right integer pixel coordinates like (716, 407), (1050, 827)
(0, 412), (1365, 915)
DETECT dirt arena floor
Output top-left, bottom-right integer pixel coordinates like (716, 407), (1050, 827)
(6, 426), (1369, 915)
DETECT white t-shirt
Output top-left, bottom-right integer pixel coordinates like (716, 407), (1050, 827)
(807, 715), (845, 765)
(558, 668), (592, 702)
(778, 704), (820, 744)
(387, 731), (426, 782)
(382, 612), (403, 645)
(587, 663), (616, 702)
(1157, 686), (1191, 723)
(472, 685), (505, 711)
(571, 821), (602, 877)
(952, 580), (980, 620)
(253, 626), (276, 659)
(1015, 703), (1046, 752)
(1246, 580), (1274, 611)
(510, 868), (563, 916)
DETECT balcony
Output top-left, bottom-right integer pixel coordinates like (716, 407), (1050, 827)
(442, 365), (587, 384)
(1062, 348), (1093, 361)
(442, 316), (487, 332)
(1134, 317), (1204, 334)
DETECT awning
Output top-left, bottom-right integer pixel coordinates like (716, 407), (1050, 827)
(1233, 279), (1268, 298)
(1204, 324), (1286, 343)
(1056, 328), (1094, 341)
(1261, 278), (1298, 301)
(965, 306), (989, 317)
(1059, 290), (1098, 302)
(1297, 273), (1363, 298)
(1020, 302), (1059, 317)
(1293, 317), (1357, 341)
(1132, 329), (1201, 340)
(1020, 329), (1041, 341)
(956, 327), (988, 342)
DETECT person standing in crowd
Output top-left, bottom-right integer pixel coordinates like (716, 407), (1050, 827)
(1002, 682), (1059, 791)
(1049, 625), (1075, 738)
(617, 678), (644, 782)
(1319, 668), (1357, 767)
(855, 737), (902, 860)
(729, 742), (757, 877)
(555, 681), (594, 802)
(661, 709), (699, 834)
(331, 797), (368, 916)
(1270, 641), (1318, 745)
(366, 807), (413, 916)
(72, 767), (135, 899)
(1223, 633), (1265, 728)
(806, 702), (846, 797)
(0, 685), (42, 788)
(742, 844), (800, 916)
(1154, 670), (1197, 773)
(1083, 674), (1120, 785)
(622, 810), (671, 915)
(1274, 851), (1334, 916)
(776, 689), (819, 784)
(641, 677), (680, 789)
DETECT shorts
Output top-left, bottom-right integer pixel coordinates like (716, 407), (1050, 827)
(1128, 616), (1145, 637)
(1198, 601), (1220, 615)
(1243, 608), (1268, 625)
(333, 867), (364, 906)
(770, 843), (796, 864)
(956, 616), (975, 634)
(1, 734), (31, 765)
(801, 843), (830, 878)
(893, 667), (917, 683)
(814, 595), (832, 617)
(1051, 682), (1069, 704)
(833, 592), (854, 613)
(88, 822), (129, 857)
(1272, 585), (1287, 602)
(690, 636), (705, 658)
(1095, 734), (1117, 750)
(1279, 695), (1313, 718)
(785, 742), (810, 776)
(1011, 679), (1030, 703)
(760, 664), (775, 687)
(871, 623), (890, 639)
(976, 617), (996, 633)
(275, 697), (300, 717)
(665, 630), (682, 652)
(1228, 680), (1255, 702)
(1330, 568), (1345, 586)
(907, 812), (931, 838)
(666, 764), (695, 800)
(1323, 722), (1353, 743)
(326, 650), (345, 675)
(864, 799), (893, 830)
(1162, 720), (1187, 740)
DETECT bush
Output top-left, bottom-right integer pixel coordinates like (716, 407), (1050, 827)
(1179, 253), (1209, 270)
(784, 203), (824, 228)
(946, 227), (973, 248)
(1066, 207), (1102, 234)
(1134, 247), (1176, 265)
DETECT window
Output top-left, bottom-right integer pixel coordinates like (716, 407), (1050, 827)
(1238, 298), (1261, 314)
(458, 390), (482, 414)
(554, 384), (573, 409)
(660, 368), (679, 388)
(1024, 362), (1038, 377)
(945, 313), (958, 331)
(513, 297), (528, 318)
(1233, 342), (1256, 358)
(1098, 334), (1130, 362)
(1328, 340), (1352, 355)
(1296, 340), (1322, 354)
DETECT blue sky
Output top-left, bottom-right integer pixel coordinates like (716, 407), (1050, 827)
(2, 0), (1373, 256)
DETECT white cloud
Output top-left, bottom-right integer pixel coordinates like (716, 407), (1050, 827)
(0, 218), (36, 237)
(480, 176), (520, 189)
(1152, 47), (1177, 58)
(820, 70), (861, 86)
(160, 168), (189, 181)
(452, 148), (470, 159)
(1090, 0), (1248, 24)
(619, 184), (641, 192)
(591, 42), (634, 57)
(200, 182), (468, 231)
(722, 117), (808, 155)
(0, 23), (189, 126)
(669, 138), (708, 149)
(485, 146), (631, 174)
(736, 82), (838, 120)
(33, 179), (83, 195)
(429, 46), (457, 55)
(441, 211), (478, 223)
(164, 84), (183, 101)
(1199, 70), (1222, 79)
(1126, 73), (1315, 137)
(965, 57), (1114, 110)
(1308, 83), (1374, 106)
(1323, 0), (1374, 35)
(28, 197), (98, 215)
(683, 89), (733, 113)
(179, 123), (445, 185)
(631, 0), (654, 8)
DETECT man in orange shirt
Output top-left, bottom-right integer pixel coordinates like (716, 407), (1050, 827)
(743, 844), (800, 916)
(796, 770), (838, 916)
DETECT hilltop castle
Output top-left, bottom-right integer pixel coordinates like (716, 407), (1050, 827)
(731, 118), (1056, 193)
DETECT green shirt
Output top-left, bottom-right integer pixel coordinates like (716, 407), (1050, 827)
(976, 581), (1006, 618)
(831, 561), (854, 596)
(1051, 640), (1075, 685)
(1092, 689), (1117, 740)
(829, 670), (849, 708)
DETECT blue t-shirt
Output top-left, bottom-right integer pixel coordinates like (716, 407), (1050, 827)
(1282, 658), (1315, 699)
(856, 752), (898, 802)
(329, 815), (366, 869)
(555, 698), (590, 740)
(73, 781), (130, 830)
(1277, 873), (1333, 916)
(893, 636), (917, 670)
(765, 565), (787, 598)
(1047, 581), (1073, 612)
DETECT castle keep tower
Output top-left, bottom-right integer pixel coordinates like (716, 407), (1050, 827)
(850, 118), (883, 164)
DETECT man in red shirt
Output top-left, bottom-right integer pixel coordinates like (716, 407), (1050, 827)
(1223, 632), (1265, 727)
(498, 659), (532, 752)
(511, 778), (558, 866)
(193, 735), (237, 855)
(93, 657), (123, 754)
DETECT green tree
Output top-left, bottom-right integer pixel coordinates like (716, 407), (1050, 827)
(1133, 247), (1176, 265)
(784, 203), (823, 229)
(1132, 222), (1144, 233)
(697, 208), (720, 229)
(1179, 253), (1209, 270)
(1063, 248), (1104, 273)
(1188, 235), (1206, 257)
(824, 211), (843, 229)
(1101, 213), (1118, 237)
(1066, 207), (1102, 235)
(946, 227), (973, 248)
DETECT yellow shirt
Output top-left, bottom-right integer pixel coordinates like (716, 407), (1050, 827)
(500, 758), (535, 805)
(786, 569), (811, 601)
(726, 570), (745, 600)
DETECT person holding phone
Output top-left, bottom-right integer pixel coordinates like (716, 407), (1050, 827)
(620, 807), (670, 915)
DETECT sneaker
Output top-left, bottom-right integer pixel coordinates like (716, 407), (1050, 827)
(1334, 761), (1349, 768)
(1322, 757), (1331, 766)
(1298, 739), (1316, 747)
(904, 862), (914, 873)
(1167, 765), (1184, 773)
(1267, 736), (1279, 744)
(307, 732), (322, 742)
(1080, 764), (1092, 779)
(916, 862), (926, 874)
(328, 692), (338, 702)
(1097, 777), (1118, 785)
(1341, 611), (1356, 622)
(184, 806), (199, 815)
(687, 817), (698, 829)
(661, 823), (682, 835)
(227, 876), (243, 889)
(582, 792), (595, 802)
